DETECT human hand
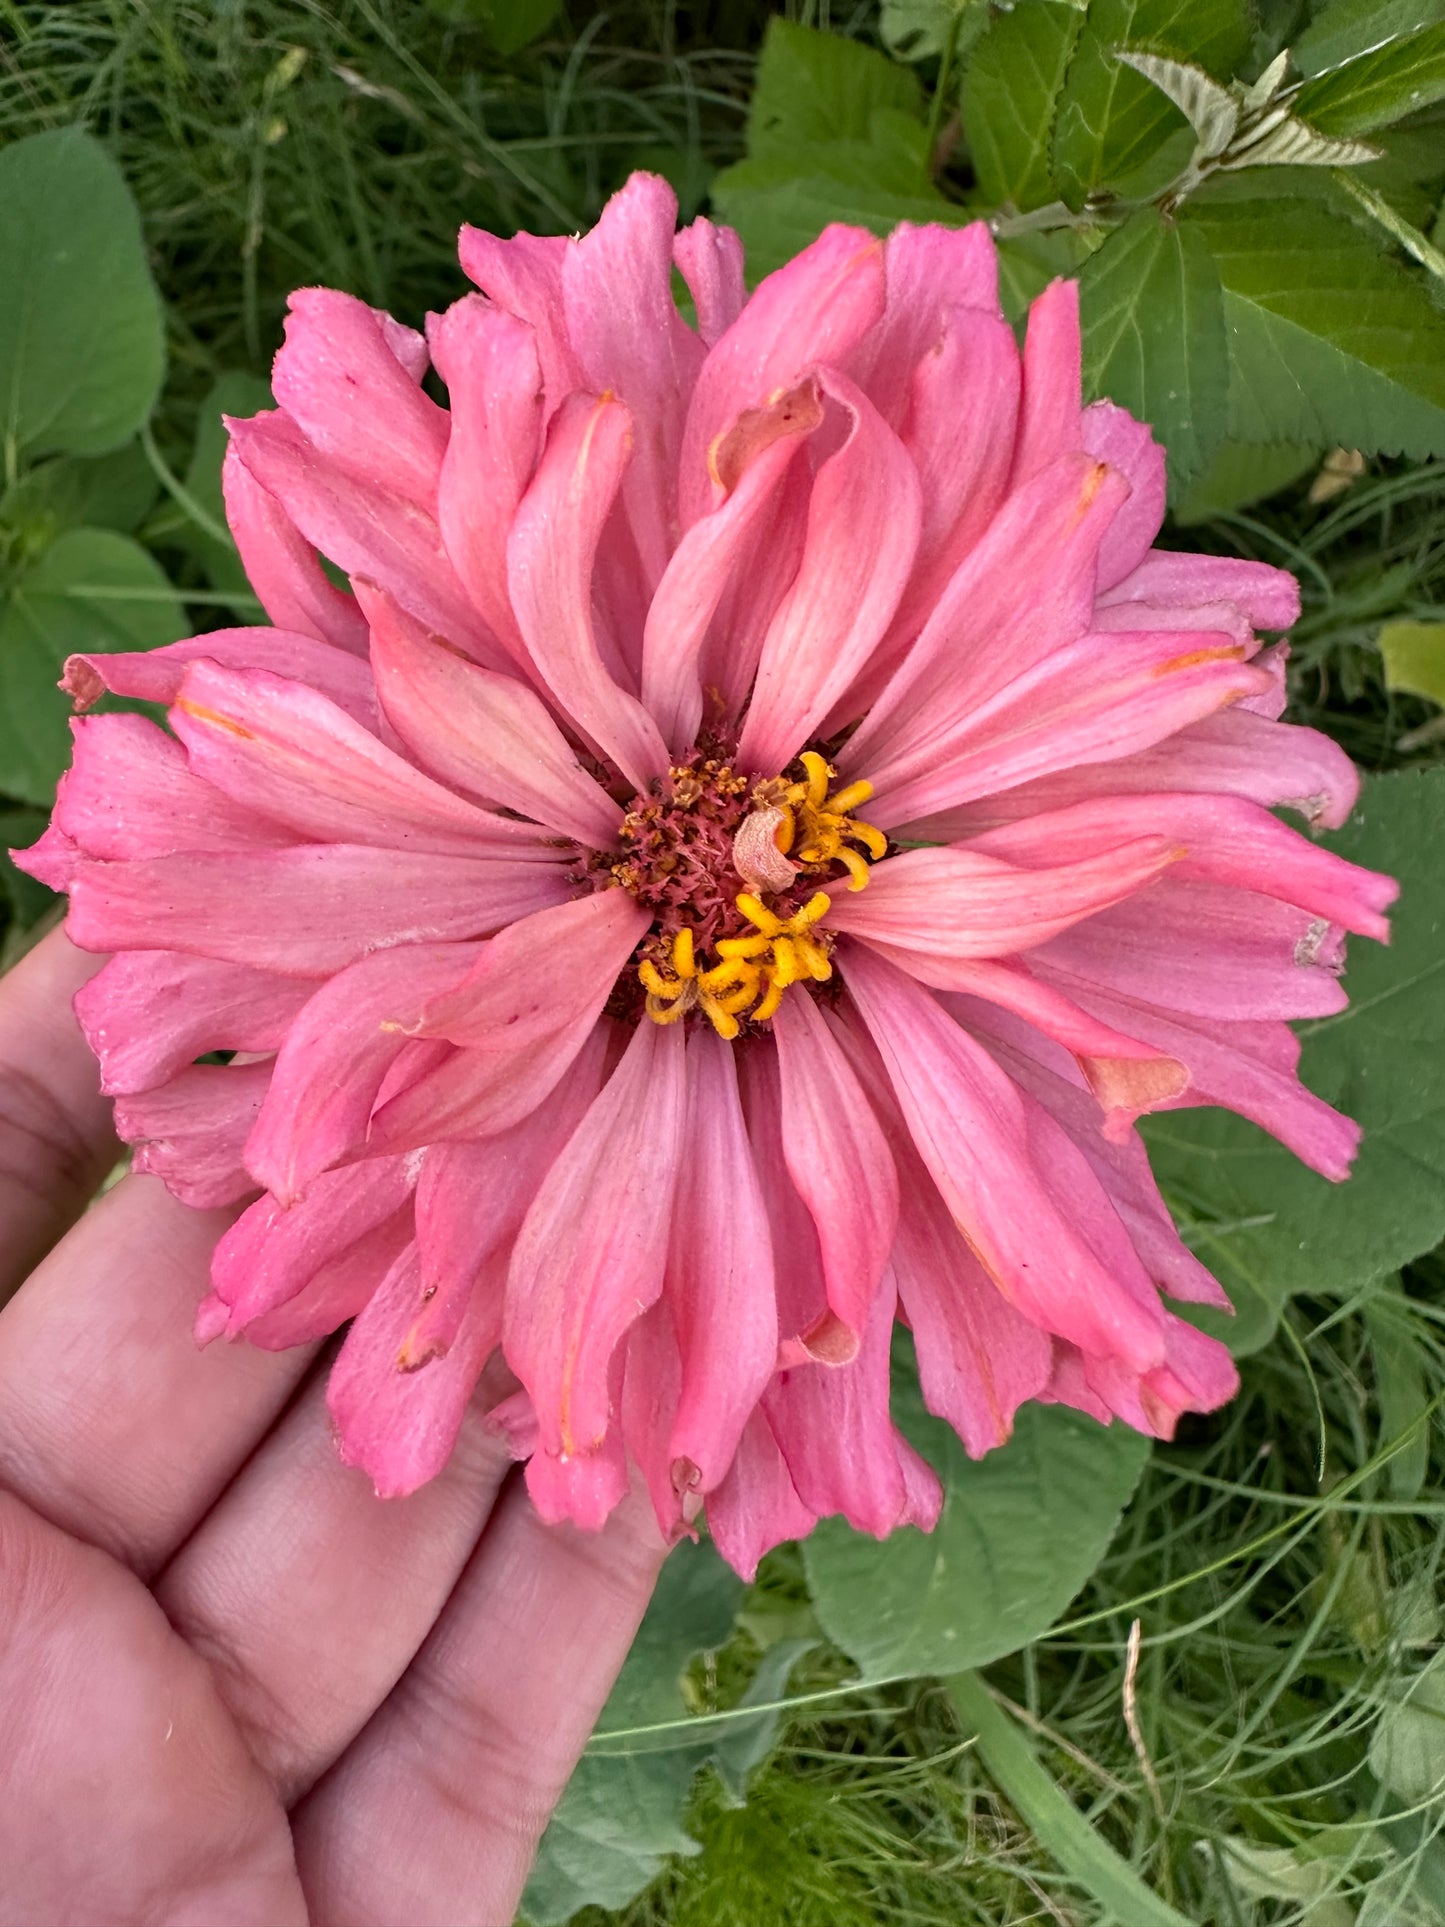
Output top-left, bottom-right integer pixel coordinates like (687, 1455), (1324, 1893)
(0, 929), (667, 1927)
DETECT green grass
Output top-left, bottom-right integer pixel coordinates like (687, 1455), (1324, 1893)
(3, 6), (1444, 1924)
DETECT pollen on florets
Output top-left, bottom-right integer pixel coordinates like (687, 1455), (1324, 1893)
(601, 746), (886, 1038)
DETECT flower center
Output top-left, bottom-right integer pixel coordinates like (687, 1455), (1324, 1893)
(607, 748), (885, 1039)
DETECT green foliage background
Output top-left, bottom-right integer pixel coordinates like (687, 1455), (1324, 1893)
(3, 2), (1445, 1922)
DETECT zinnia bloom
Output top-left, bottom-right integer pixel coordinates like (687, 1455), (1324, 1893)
(18, 175), (1395, 1579)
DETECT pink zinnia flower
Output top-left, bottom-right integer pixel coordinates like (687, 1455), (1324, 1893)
(19, 176), (1395, 1579)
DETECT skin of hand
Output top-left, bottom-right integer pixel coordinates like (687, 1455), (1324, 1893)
(0, 929), (668, 1927)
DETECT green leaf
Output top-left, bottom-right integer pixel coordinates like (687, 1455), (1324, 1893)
(1363, 1281), (1431, 1501)
(524, 1541), (807, 1926)
(961, 2), (1085, 210)
(0, 444), (157, 547)
(1052, 0), (1253, 205)
(710, 18), (951, 281)
(1369, 1655), (1445, 1803)
(1145, 770), (1445, 1352)
(1170, 437), (1318, 522)
(1294, 24), (1445, 136)
(1079, 207), (1229, 487)
(1379, 619), (1445, 706)
(882, 0), (981, 63)
(0, 527), (186, 805)
(948, 1672), (1195, 1927)
(1186, 198), (1445, 458)
(0, 807), (55, 928)
(0, 130), (165, 467)
(803, 1387), (1150, 1684)
(746, 18), (922, 159)
(1294, 0), (1445, 80)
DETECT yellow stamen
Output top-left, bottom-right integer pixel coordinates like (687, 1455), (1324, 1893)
(751, 974), (786, 1023)
(837, 846), (872, 892)
(671, 928), (696, 978)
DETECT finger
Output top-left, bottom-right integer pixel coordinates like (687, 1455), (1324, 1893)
(156, 1363), (516, 1805)
(0, 927), (117, 1298)
(291, 1482), (668, 1927)
(0, 1173), (315, 1576)
(0, 1486), (308, 1927)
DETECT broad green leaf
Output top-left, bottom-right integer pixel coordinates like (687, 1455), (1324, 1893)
(0, 808), (54, 928)
(1079, 207), (1229, 487)
(1379, 619), (1445, 706)
(1294, 24), (1445, 135)
(524, 1541), (806, 1925)
(803, 1387), (1150, 1684)
(746, 18), (922, 159)
(995, 227), (1101, 324)
(1145, 770), (1445, 1352)
(882, 0), (984, 63)
(1171, 437), (1318, 522)
(0, 527), (186, 805)
(949, 1673), (1195, 1927)
(961, 2), (1085, 210)
(1052, 0), (1253, 205)
(1369, 1655), (1445, 1804)
(0, 130), (165, 467)
(0, 444), (157, 548)
(1294, 0), (1445, 79)
(711, 163), (959, 284)
(420, 0), (558, 50)
(1186, 199), (1445, 457)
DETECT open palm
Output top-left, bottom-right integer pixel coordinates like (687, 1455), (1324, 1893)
(0, 931), (666, 1927)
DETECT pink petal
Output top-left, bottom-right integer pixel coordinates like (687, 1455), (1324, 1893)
(563, 173), (705, 594)
(505, 392), (670, 790)
(701, 454), (813, 722)
(907, 707), (1361, 838)
(674, 216), (746, 346)
(63, 626), (379, 732)
(842, 452), (1130, 783)
(705, 1409), (816, 1582)
(963, 794), (1397, 942)
(771, 991), (899, 1342)
(361, 580), (621, 849)
(427, 296), (543, 666)
(851, 220), (1000, 428)
(67, 846), (569, 977)
(1100, 550), (1301, 632)
(241, 940), (483, 1203)
(641, 378), (822, 750)
(678, 223), (886, 528)
(1010, 278), (1082, 484)
(736, 1041), (834, 1358)
(764, 1275), (942, 1539)
(226, 410), (508, 670)
(222, 446), (369, 653)
(827, 837), (1182, 960)
(457, 226), (581, 414)
(1082, 401), (1166, 592)
(735, 369), (922, 774)
(959, 996), (1228, 1307)
(505, 1017), (686, 1460)
(53, 714), (290, 859)
(74, 951), (314, 1096)
(328, 1241), (503, 1498)
(117, 1061), (271, 1208)
(171, 658), (560, 860)
(244, 1209), (416, 1350)
(524, 1424), (630, 1532)
(212, 1156), (419, 1328)
(1035, 880), (1351, 1021)
(409, 1027), (609, 1364)
(622, 1300), (688, 1541)
(271, 289), (449, 511)
(10, 822), (77, 891)
(664, 1026), (777, 1491)
(841, 945), (1168, 1371)
(860, 631), (1275, 830)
